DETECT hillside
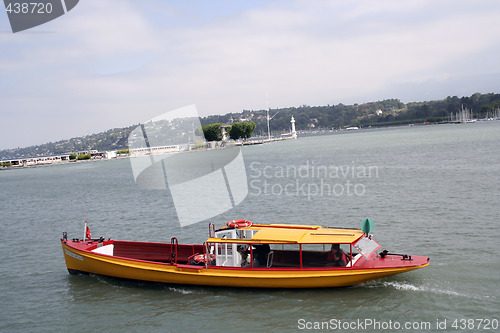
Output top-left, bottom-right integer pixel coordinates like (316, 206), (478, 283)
(202, 93), (500, 135)
(0, 126), (137, 160)
(1, 92), (499, 160)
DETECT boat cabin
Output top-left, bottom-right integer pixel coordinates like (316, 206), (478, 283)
(199, 223), (382, 269)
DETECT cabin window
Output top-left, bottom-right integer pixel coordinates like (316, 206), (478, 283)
(215, 229), (236, 239)
(300, 244), (327, 267)
(215, 242), (254, 267)
(216, 242), (236, 266)
(354, 237), (381, 259)
(214, 229), (257, 240)
(235, 229), (257, 239)
(300, 244), (351, 267)
(268, 244), (301, 268)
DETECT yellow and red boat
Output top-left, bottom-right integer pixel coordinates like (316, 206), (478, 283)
(61, 220), (429, 288)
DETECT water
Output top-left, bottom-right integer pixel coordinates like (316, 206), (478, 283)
(1, 122), (499, 332)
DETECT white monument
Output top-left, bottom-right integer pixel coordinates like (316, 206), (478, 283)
(220, 124), (230, 142)
(290, 116), (297, 139)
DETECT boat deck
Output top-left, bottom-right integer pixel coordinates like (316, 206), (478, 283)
(65, 237), (429, 270)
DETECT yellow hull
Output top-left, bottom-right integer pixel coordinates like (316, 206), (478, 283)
(62, 242), (429, 288)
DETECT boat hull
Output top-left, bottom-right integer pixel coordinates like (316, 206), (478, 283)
(61, 240), (429, 288)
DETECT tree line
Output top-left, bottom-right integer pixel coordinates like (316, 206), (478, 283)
(196, 121), (256, 142)
(201, 93), (500, 134)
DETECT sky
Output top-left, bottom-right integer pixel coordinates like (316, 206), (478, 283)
(1, 0), (499, 150)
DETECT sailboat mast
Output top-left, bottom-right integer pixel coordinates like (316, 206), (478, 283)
(266, 92), (271, 140)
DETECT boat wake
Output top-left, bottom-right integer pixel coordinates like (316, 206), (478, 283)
(168, 287), (194, 295)
(383, 281), (465, 297)
(361, 280), (466, 297)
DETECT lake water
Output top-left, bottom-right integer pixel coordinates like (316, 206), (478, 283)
(1, 122), (499, 332)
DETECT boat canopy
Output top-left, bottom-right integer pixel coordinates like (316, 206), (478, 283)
(208, 224), (365, 244)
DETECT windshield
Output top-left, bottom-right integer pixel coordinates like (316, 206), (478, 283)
(354, 236), (381, 259)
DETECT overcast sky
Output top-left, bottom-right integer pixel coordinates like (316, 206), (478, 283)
(1, 0), (499, 150)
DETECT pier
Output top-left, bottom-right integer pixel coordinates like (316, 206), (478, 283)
(1, 154), (71, 168)
(235, 136), (296, 146)
(0, 151), (119, 168)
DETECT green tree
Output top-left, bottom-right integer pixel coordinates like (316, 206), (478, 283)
(229, 122), (243, 140)
(229, 121), (256, 140)
(481, 100), (500, 113)
(116, 149), (130, 155)
(77, 154), (91, 160)
(242, 121), (256, 139)
(197, 123), (223, 142)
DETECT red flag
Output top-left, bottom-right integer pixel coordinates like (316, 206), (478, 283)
(86, 226), (91, 240)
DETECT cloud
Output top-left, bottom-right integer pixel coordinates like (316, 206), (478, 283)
(1, 0), (499, 149)
(136, 0), (500, 109)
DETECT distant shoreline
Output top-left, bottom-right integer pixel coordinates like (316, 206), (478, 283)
(0, 155), (131, 170)
(0, 135), (296, 170)
(2, 120), (497, 171)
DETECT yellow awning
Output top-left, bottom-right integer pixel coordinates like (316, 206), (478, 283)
(299, 228), (364, 244)
(252, 227), (364, 244)
(206, 225), (364, 244)
(250, 228), (308, 243)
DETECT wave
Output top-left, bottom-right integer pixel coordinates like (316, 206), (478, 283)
(360, 280), (467, 297)
(382, 281), (465, 297)
(168, 287), (194, 295)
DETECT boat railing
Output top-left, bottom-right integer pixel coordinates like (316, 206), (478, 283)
(324, 226), (359, 230)
(204, 242), (209, 269)
(170, 237), (178, 264)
